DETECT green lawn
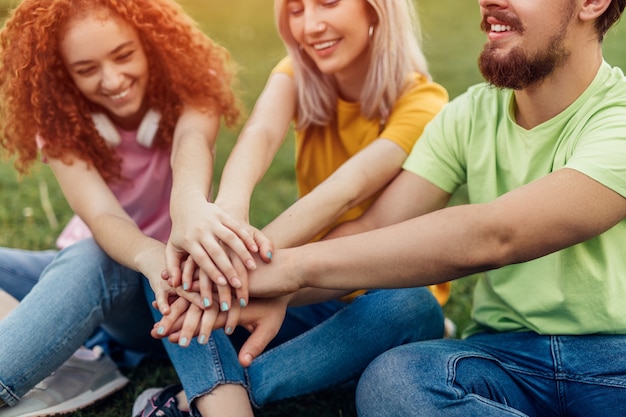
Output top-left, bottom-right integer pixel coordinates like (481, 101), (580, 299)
(1, 1), (625, 416)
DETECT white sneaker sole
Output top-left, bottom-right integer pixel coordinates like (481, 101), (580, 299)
(15, 373), (129, 417)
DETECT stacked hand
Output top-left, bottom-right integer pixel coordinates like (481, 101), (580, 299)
(152, 200), (294, 365)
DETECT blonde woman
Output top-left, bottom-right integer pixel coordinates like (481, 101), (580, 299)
(137, 0), (449, 416)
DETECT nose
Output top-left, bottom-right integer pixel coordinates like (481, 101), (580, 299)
(478, 0), (507, 9)
(100, 63), (124, 92)
(303, 7), (326, 35)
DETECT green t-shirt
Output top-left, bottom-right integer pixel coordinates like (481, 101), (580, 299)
(404, 61), (626, 337)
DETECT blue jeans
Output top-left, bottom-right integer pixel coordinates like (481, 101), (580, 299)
(356, 331), (626, 417)
(0, 239), (160, 406)
(153, 287), (444, 414)
(0, 247), (57, 300)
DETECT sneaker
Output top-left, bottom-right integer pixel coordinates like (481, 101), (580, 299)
(132, 384), (189, 417)
(0, 346), (129, 417)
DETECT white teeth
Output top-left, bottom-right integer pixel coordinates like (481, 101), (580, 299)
(491, 24), (512, 33)
(313, 40), (337, 50)
(110, 89), (130, 100)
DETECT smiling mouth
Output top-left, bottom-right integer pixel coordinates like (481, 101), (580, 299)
(312, 40), (338, 51)
(491, 24), (513, 33)
(109, 88), (130, 101)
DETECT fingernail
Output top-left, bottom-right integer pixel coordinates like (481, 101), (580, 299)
(203, 297), (211, 308)
(217, 277), (228, 286)
(226, 327), (233, 335)
(246, 259), (256, 270)
(157, 326), (164, 335)
(199, 335), (207, 344)
(239, 298), (247, 308)
(232, 278), (242, 288)
(179, 337), (188, 347)
(267, 251), (273, 260)
(221, 302), (229, 312)
(183, 282), (189, 291)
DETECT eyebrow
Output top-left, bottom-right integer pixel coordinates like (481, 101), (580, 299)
(68, 40), (136, 67)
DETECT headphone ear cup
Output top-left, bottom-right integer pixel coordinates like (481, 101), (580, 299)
(136, 109), (161, 148)
(91, 112), (121, 147)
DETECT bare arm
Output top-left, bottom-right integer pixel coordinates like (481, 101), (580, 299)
(263, 139), (408, 248)
(214, 73), (297, 222)
(167, 107), (262, 288)
(250, 168), (626, 294)
(48, 155), (174, 311)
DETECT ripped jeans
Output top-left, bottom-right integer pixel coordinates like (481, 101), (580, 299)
(153, 286), (444, 415)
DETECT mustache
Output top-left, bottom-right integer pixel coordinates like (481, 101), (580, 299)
(480, 10), (524, 33)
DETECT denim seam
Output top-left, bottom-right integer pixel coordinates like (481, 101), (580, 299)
(0, 375), (20, 406)
(446, 353), (530, 416)
(551, 336), (626, 388)
(551, 335), (567, 416)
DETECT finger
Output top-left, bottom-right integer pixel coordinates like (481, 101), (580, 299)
(211, 227), (258, 272)
(152, 297), (190, 338)
(224, 298), (240, 336)
(199, 268), (213, 309)
(230, 254), (249, 309)
(199, 236), (243, 288)
(197, 306), (219, 345)
(178, 303), (203, 347)
(164, 244), (185, 287)
(181, 257), (197, 292)
(216, 281), (233, 313)
(153, 284), (172, 315)
(157, 314), (184, 342)
(175, 286), (206, 310)
(218, 215), (260, 255)
(238, 320), (281, 367)
(253, 229), (275, 263)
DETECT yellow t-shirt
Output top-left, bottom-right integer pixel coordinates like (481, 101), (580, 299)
(273, 57), (451, 305)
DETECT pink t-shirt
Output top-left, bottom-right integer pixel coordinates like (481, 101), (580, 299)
(55, 128), (172, 248)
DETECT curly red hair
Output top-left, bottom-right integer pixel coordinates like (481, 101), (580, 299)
(0, 0), (242, 182)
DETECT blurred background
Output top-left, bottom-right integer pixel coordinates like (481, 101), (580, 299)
(0, 1), (624, 415)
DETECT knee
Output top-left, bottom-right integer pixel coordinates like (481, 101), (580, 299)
(54, 238), (107, 263)
(369, 288), (445, 342)
(356, 348), (411, 416)
(40, 238), (115, 290)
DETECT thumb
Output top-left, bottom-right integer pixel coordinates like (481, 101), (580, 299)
(165, 244), (184, 287)
(238, 323), (280, 367)
(154, 287), (171, 315)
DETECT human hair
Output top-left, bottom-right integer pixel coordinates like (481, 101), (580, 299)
(0, 0), (242, 183)
(274, 0), (430, 130)
(596, 0), (626, 40)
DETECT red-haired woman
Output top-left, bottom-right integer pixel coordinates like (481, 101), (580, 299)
(0, 0), (250, 415)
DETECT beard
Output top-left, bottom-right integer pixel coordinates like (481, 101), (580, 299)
(478, 4), (574, 90)
(478, 37), (570, 90)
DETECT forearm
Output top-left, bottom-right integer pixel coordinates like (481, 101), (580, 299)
(89, 214), (165, 279)
(170, 113), (216, 210)
(290, 204), (507, 291)
(262, 187), (349, 248)
(264, 140), (407, 248)
(288, 288), (353, 306)
(215, 126), (281, 219)
(216, 73), (296, 218)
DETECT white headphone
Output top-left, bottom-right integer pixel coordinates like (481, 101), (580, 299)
(91, 108), (161, 148)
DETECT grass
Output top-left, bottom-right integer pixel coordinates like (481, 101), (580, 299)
(1, 0), (625, 416)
